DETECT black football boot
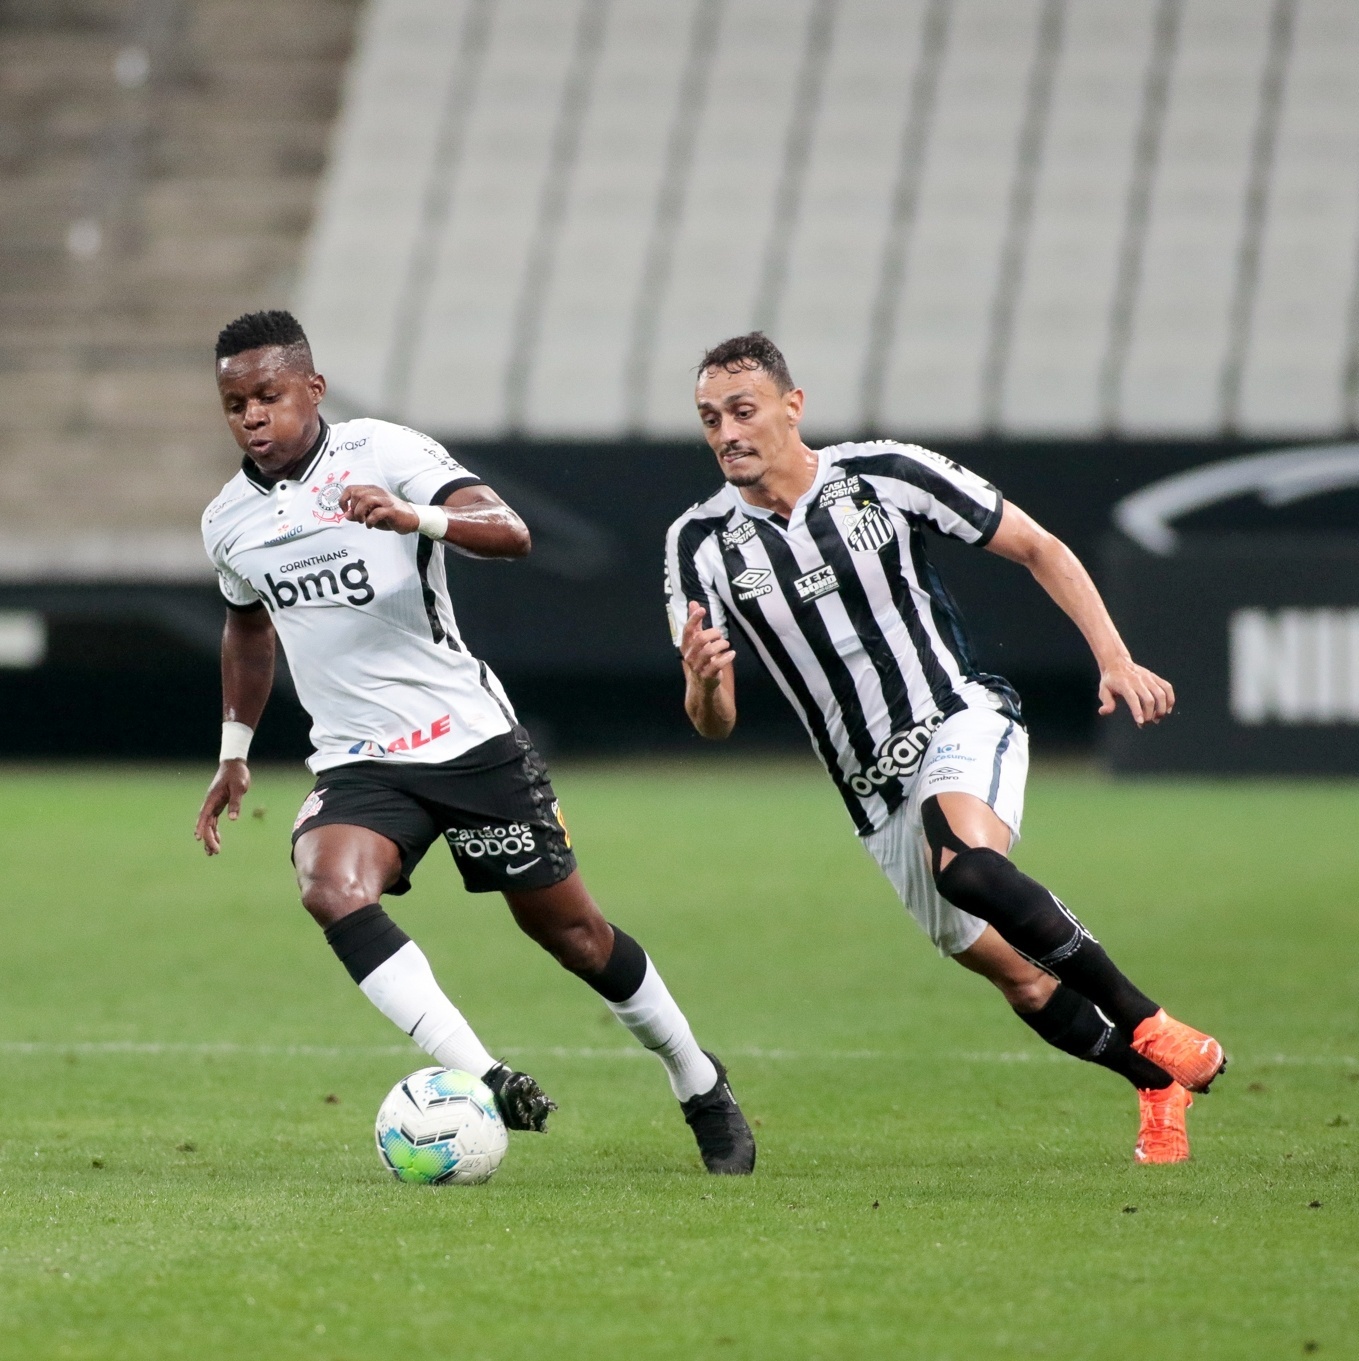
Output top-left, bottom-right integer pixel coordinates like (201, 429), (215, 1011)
(681, 1051), (756, 1175)
(483, 1063), (557, 1132)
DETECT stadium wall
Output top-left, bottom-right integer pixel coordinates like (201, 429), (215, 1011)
(3, 434), (1356, 768)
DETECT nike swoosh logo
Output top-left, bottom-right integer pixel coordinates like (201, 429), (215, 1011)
(505, 858), (542, 876)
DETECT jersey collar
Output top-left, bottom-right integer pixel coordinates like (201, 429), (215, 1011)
(728, 447), (831, 527)
(240, 417), (330, 492)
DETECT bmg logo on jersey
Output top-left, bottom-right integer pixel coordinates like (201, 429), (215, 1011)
(445, 823), (537, 859)
(262, 558), (375, 609)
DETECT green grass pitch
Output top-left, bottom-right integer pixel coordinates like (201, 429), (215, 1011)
(0, 761), (1354, 1359)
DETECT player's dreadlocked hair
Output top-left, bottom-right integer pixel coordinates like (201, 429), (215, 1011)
(215, 310), (314, 369)
(697, 332), (794, 393)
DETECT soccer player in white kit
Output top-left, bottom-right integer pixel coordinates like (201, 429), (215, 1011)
(666, 334), (1226, 1165)
(194, 311), (754, 1174)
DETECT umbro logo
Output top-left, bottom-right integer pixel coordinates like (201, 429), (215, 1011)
(732, 566), (773, 602)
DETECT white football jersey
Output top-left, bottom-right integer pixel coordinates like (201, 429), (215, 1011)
(202, 417), (516, 773)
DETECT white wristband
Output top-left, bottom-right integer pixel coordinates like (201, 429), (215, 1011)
(220, 722), (253, 763)
(415, 504), (449, 540)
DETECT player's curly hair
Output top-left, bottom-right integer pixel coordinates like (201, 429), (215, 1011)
(697, 332), (794, 392)
(215, 310), (313, 368)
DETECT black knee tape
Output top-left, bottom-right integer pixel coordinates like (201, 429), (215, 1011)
(323, 903), (411, 985)
(920, 796), (970, 881)
(935, 847), (1080, 962)
(575, 924), (648, 1003)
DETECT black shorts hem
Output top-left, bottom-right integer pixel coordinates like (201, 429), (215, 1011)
(289, 727), (576, 896)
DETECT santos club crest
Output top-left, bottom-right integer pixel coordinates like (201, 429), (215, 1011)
(842, 503), (895, 553)
(311, 470), (350, 523)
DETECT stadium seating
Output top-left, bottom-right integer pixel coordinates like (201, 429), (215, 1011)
(302, 0), (1359, 442)
(7, 0), (1359, 560)
(0, 0), (361, 566)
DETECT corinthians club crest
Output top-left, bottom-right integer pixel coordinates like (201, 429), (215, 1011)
(311, 470), (350, 523)
(842, 502), (895, 553)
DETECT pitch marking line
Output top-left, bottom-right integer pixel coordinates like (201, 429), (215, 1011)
(0, 1042), (1351, 1066)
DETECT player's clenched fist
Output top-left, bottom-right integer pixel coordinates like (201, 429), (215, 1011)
(340, 484), (420, 533)
(680, 601), (735, 688)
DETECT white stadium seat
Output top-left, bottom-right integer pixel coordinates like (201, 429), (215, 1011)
(298, 0), (1359, 441)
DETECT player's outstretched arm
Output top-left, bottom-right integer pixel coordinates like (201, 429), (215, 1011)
(195, 605), (275, 855)
(340, 483), (530, 559)
(681, 602), (737, 739)
(985, 502), (1174, 727)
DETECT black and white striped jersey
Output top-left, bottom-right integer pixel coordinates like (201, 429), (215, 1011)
(665, 441), (1021, 835)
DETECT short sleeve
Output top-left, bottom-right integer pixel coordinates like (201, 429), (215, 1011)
(376, 424), (483, 505)
(215, 560), (261, 610)
(665, 517), (728, 649)
(851, 443), (1002, 546)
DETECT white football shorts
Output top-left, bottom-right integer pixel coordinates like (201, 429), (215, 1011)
(861, 706), (1029, 957)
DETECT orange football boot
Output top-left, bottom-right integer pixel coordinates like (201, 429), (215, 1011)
(1135, 1082), (1192, 1164)
(1130, 1009), (1226, 1093)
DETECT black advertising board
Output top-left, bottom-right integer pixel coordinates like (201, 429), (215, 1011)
(1103, 536), (1359, 774)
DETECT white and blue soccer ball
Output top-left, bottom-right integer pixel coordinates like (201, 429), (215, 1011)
(375, 1067), (508, 1185)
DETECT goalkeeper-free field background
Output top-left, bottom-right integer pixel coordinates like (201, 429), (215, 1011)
(0, 761), (1354, 1361)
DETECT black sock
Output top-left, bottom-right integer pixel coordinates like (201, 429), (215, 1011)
(936, 847), (1159, 1034)
(323, 903), (411, 985)
(1019, 985), (1172, 1090)
(573, 924), (648, 1003)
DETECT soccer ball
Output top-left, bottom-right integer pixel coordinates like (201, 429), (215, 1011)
(375, 1067), (508, 1185)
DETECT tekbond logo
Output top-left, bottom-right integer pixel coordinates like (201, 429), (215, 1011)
(793, 564), (839, 603)
(731, 567), (772, 602)
(843, 503), (895, 553)
(446, 823), (538, 859)
(848, 714), (945, 798)
(261, 558), (375, 609)
(722, 519), (757, 548)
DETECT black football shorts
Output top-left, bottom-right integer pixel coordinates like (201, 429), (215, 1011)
(290, 726), (576, 895)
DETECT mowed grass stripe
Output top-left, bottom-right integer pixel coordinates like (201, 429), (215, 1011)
(0, 763), (1354, 1360)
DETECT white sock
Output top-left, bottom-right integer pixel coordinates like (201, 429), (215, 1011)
(358, 940), (496, 1078)
(606, 959), (718, 1101)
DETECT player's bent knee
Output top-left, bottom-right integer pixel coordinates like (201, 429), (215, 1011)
(934, 844), (1017, 903)
(1002, 973), (1056, 1014)
(298, 874), (378, 929)
(527, 916), (612, 974)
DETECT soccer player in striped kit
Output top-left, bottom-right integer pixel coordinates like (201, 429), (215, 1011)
(666, 333), (1225, 1164)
